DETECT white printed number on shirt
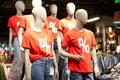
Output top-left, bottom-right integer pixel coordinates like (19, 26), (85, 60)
(78, 38), (90, 53)
(49, 22), (57, 33)
(17, 22), (20, 27)
(38, 37), (51, 55)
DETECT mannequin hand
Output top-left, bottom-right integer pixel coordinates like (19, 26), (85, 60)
(20, 47), (24, 51)
(94, 63), (100, 78)
(54, 68), (59, 80)
(74, 55), (85, 61)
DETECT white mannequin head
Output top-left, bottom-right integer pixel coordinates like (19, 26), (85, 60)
(75, 9), (88, 24)
(32, 0), (42, 7)
(50, 4), (58, 15)
(15, 0), (25, 12)
(66, 2), (75, 16)
(32, 6), (46, 22)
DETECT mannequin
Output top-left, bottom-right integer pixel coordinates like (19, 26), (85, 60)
(7, 1), (25, 80)
(59, 2), (76, 37)
(21, 6), (58, 80)
(18, 0), (42, 46)
(57, 2), (78, 80)
(61, 9), (100, 80)
(46, 4), (60, 64)
(18, 0), (42, 80)
(57, 2), (76, 56)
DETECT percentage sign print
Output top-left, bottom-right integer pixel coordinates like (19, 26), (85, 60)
(78, 38), (90, 53)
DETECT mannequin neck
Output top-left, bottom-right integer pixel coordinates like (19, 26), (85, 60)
(67, 15), (74, 19)
(34, 19), (43, 30)
(16, 9), (23, 16)
(50, 14), (56, 18)
(75, 21), (84, 31)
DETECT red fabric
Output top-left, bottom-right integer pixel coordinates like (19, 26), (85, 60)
(46, 16), (60, 40)
(7, 15), (23, 36)
(60, 17), (76, 36)
(62, 28), (96, 73)
(22, 28), (54, 62)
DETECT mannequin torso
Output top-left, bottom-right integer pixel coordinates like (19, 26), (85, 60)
(7, 1), (25, 80)
(46, 4), (60, 40)
(18, 0), (42, 46)
(60, 2), (76, 36)
(61, 9), (100, 79)
(22, 6), (58, 80)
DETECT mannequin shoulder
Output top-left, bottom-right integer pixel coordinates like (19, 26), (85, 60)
(23, 14), (33, 20)
(84, 29), (95, 35)
(60, 18), (68, 23)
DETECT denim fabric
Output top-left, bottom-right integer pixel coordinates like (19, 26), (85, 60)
(53, 40), (60, 63)
(31, 58), (54, 80)
(105, 54), (119, 69)
(97, 55), (105, 73)
(111, 55), (119, 66)
(105, 54), (112, 69)
(117, 55), (120, 62)
(13, 36), (21, 76)
(70, 72), (94, 80)
(60, 58), (70, 80)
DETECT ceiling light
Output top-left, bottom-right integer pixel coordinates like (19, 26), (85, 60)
(87, 17), (100, 22)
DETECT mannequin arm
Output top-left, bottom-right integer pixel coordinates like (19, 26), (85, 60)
(24, 48), (31, 80)
(9, 28), (13, 54)
(18, 27), (24, 46)
(52, 42), (59, 80)
(91, 46), (98, 64)
(57, 31), (84, 61)
(91, 46), (100, 77)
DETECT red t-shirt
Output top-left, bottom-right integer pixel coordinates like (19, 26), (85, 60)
(62, 28), (96, 73)
(60, 17), (76, 36)
(22, 28), (54, 62)
(7, 15), (23, 36)
(46, 16), (61, 40)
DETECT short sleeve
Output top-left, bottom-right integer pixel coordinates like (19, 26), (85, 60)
(19, 17), (26, 28)
(62, 32), (70, 47)
(7, 17), (12, 28)
(58, 21), (63, 31)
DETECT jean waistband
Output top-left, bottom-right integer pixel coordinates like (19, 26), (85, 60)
(32, 57), (53, 64)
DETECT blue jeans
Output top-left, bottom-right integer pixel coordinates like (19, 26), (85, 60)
(60, 58), (70, 80)
(70, 72), (94, 80)
(97, 55), (105, 73)
(105, 54), (112, 69)
(31, 58), (54, 80)
(13, 36), (21, 76)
